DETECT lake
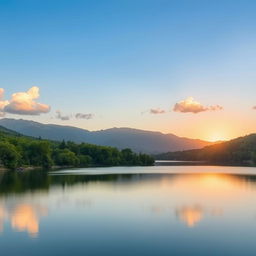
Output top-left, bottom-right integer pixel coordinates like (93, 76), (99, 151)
(1, 165), (256, 255)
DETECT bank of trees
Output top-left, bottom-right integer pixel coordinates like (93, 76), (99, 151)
(156, 134), (256, 165)
(0, 128), (154, 169)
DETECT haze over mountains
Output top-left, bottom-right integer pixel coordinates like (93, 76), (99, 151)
(0, 118), (213, 154)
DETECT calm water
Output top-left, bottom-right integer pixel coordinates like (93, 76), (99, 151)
(1, 165), (256, 255)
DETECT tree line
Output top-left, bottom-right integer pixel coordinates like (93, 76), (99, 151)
(0, 128), (154, 169)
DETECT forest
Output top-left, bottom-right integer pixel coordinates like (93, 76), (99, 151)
(156, 134), (256, 165)
(0, 126), (154, 169)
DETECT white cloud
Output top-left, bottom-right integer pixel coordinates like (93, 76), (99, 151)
(2, 87), (50, 115)
(173, 97), (223, 114)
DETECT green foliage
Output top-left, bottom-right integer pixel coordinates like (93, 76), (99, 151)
(53, 149), (79, 166)
(138, 153), (155, 166)
(0, 126), (154, 169)
(0, 142), (20, 169)
(25, 141), (53, 168)
(78, 155), (92, 167)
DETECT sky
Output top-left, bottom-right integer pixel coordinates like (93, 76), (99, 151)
(0, 0), (256, 141)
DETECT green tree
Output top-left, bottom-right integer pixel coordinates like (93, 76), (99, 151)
(121, 148), (136, 165)
(78, 155), (92, 167)
(59, 140), (67, 150)
(27, 141), (53, 168)
(54, 149), (79, 166)
(0, 142), (20, 169)
(252, 152), (256, 164)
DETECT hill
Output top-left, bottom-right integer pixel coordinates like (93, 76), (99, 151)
(155, 134), (256, 165)
(0, 125), (20, 136)
(0, 118), (213, 154)
(0, 125), (154, 169)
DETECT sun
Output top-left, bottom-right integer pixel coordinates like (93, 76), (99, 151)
(207, 133), (228, 142)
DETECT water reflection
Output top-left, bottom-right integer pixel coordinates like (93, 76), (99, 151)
(0, 203), (47, 238)
(175, 205), (224, 227)
(1, 167), (256, 245)
(176, 205), (203, 227)
(0, 205), (7, 232)
(11, 204), (47, 237)
(1, 169), (256, 195)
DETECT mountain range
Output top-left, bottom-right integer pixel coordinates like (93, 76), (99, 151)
(0, 118), (213, 154)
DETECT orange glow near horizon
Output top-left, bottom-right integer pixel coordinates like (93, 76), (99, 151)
(138, 109), (256, 142)
(206, 133), (229, 142)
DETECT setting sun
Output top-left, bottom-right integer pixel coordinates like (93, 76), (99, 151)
(207, 133), (228, 142)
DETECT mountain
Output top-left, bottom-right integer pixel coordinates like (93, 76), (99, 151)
(0, 118), (213, 154)
(0, 125), (20, 136)
(155, 134), (256, 165)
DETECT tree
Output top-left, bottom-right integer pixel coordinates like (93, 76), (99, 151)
(0, 142), (20, 169)
(54, 149), (79, 166)
(138, 153), (155, 166)
(59, 140), (67, 150)
(121, 148), (136, 165)
(27, 141), (53, 168)
(78, 155), (92, 167)
(252, 152), (256, 164)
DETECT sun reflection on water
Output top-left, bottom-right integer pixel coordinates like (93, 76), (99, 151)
(146, 172), (256, 228)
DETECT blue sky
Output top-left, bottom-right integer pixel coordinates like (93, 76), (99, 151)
(0, 0), (256, 140)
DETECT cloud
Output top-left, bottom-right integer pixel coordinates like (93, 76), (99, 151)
(141, 108), (166, 115)
(56, 111), (94, 121)
(75, 113), (94, 119)
(56, 111), (70, 121)
(150, 108), (166, 114)
(173, 97), (223, 114)
(2, 87), (50, 115)
(208, 105), (223, 111)
(253, 106), (256, 110)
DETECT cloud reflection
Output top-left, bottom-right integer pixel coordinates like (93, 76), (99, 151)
(176, 205), (203, 227)
(0, 205), (7, 232)
(0, 203), (47, 238)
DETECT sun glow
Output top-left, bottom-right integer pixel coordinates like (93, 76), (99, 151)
(207, 133), (228, 142)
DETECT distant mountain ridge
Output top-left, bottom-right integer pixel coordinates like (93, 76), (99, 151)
(0, 125), (20, 136)
(0, 118), (213, 154)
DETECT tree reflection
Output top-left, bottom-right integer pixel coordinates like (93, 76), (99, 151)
(1, 170), (256, 196)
